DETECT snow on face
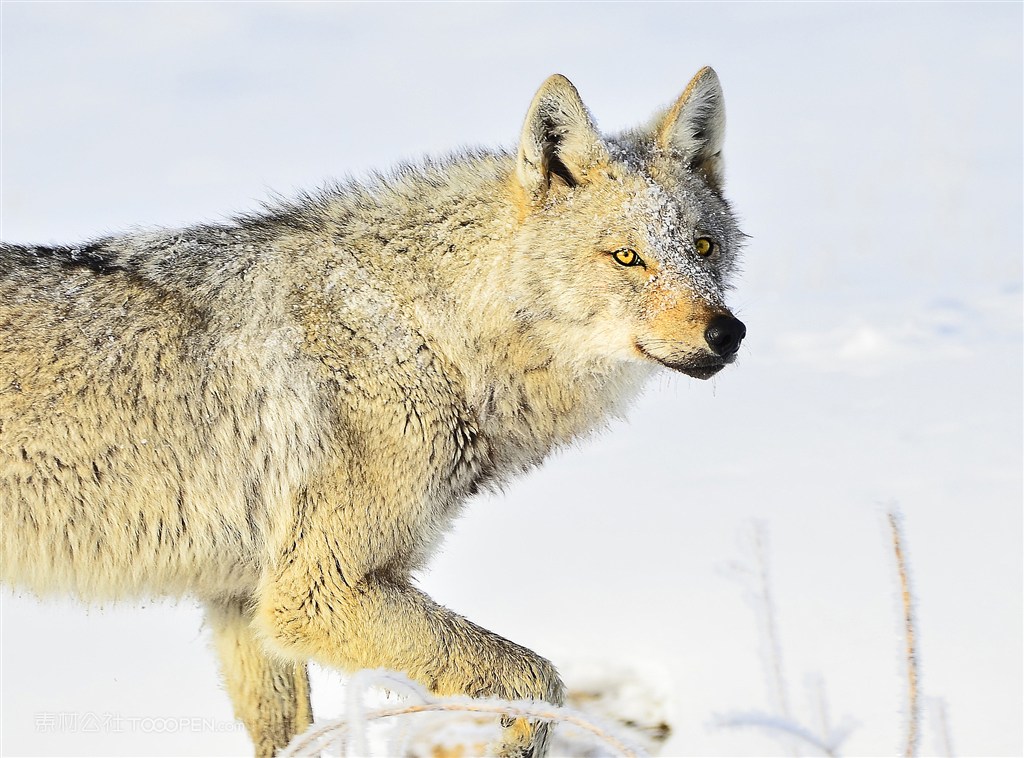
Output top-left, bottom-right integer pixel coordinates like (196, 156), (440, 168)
(613, 166), (743, 318)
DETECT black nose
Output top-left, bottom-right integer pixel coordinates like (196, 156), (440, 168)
(704, 315), (746, 357)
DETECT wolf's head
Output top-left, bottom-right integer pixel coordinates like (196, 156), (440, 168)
(509, 68), (745, 380)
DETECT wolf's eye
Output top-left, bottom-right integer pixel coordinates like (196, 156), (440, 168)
(695, 237), (715, 257)
(612, 248), (644, 267)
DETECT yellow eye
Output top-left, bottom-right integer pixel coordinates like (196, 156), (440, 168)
(695, 237), (714, 257)
(612, 248), (643, 267)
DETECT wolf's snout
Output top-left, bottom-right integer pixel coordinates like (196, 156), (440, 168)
(704, 315), (746, 357)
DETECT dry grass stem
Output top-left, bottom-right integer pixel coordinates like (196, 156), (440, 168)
(888, 510), (920, 758)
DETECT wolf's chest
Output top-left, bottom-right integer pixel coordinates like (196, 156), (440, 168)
(454, 362), (649, 494)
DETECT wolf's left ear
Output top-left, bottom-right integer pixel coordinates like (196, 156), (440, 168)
(516, 75), (609, 201)
(656, 67), (726, 190)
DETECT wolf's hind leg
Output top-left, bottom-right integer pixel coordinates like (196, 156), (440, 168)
(207, 597), (312, 758)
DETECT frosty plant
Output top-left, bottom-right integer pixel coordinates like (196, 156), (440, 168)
(717, 511), (937, 756)
(280, 669), (647, 758)
(717, 523), (857, 756)
(888, 509), (920, 758)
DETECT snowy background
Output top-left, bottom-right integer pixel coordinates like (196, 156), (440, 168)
(1, 3), (1020, 756)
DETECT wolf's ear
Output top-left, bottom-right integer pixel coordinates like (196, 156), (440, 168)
(655, 67), (726, 190)
(516, 74), (609, 201)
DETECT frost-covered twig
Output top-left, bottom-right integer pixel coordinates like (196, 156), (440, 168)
(751, 524), (794, 733)
(807, 673), (831, 747)
(279, 668), (648, 758)
(714, 711), (854, 757)
(888, 510), (920, 757)
(926, 697), (954, 757)
(720, 523), (859, 756)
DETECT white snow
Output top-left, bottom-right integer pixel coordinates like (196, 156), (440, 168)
(1, 3), (1020, 757)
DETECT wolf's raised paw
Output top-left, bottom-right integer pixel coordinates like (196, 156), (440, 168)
(494, 715), (552, 758)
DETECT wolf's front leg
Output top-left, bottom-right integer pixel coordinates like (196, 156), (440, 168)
(207, 597), (313, 757)
(256, 568), (564, 757)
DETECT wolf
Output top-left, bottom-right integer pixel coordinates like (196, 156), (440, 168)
(0, 67), (745, 757)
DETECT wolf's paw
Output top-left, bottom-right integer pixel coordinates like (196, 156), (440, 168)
(494, 714), (552, 758)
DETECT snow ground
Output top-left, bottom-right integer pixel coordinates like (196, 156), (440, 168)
(1, 3), (1020, 756)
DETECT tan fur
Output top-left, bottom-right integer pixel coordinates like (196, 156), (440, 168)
(0, 69), (744, 756)
(655, 66), (727, 189)
(208, 598), (313, 757)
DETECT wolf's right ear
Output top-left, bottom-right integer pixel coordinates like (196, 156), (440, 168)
(655, 67), (726, 190)
(516, 75), (609, 202)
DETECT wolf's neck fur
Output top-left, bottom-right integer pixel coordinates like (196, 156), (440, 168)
(295, 151), (652, 471)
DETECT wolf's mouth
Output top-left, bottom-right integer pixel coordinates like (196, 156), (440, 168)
(634, 342), (727, 380)
(675, 363), (725, 380)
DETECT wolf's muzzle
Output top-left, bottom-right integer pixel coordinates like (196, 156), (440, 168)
(704, 315), (746, 357)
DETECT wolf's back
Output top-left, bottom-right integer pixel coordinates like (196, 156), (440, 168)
(0, 238), (318, 599)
